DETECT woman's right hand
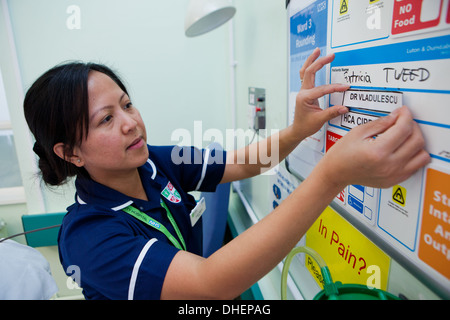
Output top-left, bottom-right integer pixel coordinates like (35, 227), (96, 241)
(319, 106), (430, 189)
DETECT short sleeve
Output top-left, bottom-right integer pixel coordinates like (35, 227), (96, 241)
(58, 209), (179, 300)
(131, 240), (179, 299)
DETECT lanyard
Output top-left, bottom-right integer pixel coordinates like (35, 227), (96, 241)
(122, 198), (186, 251)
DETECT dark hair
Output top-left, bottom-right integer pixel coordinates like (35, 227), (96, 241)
(24, 62), (129, 186)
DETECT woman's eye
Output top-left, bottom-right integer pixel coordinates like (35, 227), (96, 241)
(101, 115), (112, 124)
(124, 102), (133, 109)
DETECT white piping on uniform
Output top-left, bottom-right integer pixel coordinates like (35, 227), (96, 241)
(128, 238), (158, 300)
(75, 158), (156, 208)
(147, 159), (157, 180)
(77, 195), (87, 205)
(195, 148), (210, 191)
(111, 200), (134, 211)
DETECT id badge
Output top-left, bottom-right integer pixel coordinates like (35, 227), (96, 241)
(190, 197), (206, 227)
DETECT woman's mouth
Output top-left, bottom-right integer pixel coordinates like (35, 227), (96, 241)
(127, 137), (144, 150)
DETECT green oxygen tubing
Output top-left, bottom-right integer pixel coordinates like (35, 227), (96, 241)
(281, 246), (338, 300)
(281, 246), (400, 300)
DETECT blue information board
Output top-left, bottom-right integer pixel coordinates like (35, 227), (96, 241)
(286, 0), (450, 299)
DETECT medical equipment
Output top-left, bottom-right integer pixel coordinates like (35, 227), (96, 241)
(0, 224), (60, 244)
(281, 246), (399, 300)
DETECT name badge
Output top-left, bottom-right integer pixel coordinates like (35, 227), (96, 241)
(190, 197), (206, 227)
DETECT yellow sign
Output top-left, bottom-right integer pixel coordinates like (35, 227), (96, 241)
(339, 0), (349, 15)
(306, 207), (390, 289)
(392, 185), (406, 207)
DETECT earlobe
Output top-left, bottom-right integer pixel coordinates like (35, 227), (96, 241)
(53, 143), (83, 167)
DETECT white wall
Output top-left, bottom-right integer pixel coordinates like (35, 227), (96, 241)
(232, 0), (288, 220)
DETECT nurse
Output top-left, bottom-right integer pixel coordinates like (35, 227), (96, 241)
(23, 49), (429, 299)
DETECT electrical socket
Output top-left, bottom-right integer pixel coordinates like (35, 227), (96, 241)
(248, 87), (266, 131)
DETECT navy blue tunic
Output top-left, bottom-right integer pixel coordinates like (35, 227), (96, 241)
(58, 145), (226, 299)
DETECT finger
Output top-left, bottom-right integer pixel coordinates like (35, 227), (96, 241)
(374, 106), (415, 151)
(351, 107), (401, 140)
(325, 105), (349, 119)
(390, 121), (425, 161)
(388, 148), (430, 186)
(378, 148), (429, 187)
(401, 149), (431, 179)
(302, 53), (336, 89)
(300, 48), (320, 82)
(311, 105), (349, 126)
(304, 83), (350, 101)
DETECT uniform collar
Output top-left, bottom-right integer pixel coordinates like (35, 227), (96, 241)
(75, 158), (160, 211)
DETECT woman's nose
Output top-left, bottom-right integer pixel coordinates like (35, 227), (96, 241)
(121, 113), (138, 134)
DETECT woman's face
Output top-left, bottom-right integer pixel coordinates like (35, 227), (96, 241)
(73, 71), (149, 183)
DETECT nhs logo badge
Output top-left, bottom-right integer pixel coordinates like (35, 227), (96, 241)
(161, 181), (181, 203)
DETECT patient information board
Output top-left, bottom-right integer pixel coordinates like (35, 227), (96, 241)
(286, 0), (450, 298)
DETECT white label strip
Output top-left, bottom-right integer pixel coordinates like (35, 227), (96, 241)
(341, 111), (379, 130)
(343, 89), (403, 113)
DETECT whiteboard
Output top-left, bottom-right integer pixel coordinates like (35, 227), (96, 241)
(286, 0), (450, 299)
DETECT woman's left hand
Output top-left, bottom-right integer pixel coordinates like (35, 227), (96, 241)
(292, 47), (350, 140)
